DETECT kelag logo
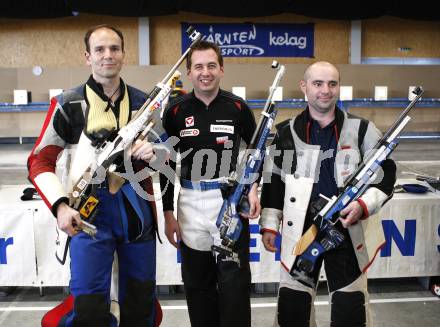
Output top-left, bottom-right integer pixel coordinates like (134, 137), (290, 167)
(0, 237), (14, 264)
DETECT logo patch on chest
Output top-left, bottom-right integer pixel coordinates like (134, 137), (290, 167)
(180, 129), (199, 137)
(210, 124), (234, 134)
(185, 116), (194, 127)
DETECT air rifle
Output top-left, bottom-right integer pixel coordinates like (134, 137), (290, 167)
(211, 61), (286, 263)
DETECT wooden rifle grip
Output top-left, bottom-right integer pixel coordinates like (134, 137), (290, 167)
(293, 224), (318, 255)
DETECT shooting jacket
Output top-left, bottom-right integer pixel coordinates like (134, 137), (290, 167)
(27, 76), (159, 222)
(259, 108), (396, 273)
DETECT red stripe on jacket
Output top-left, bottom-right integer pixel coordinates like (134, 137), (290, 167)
(28, 97), (59, 170)
(28, 145), (64, 209)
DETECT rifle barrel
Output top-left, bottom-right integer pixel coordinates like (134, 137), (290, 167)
(382, 86), (423, 142)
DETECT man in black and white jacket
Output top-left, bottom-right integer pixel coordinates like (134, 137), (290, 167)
(260, 61), (396, 327)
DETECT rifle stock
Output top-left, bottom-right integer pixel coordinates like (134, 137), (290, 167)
(293, 224), (317, 256)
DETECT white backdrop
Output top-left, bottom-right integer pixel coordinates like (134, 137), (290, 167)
(1, 184), (439, 286)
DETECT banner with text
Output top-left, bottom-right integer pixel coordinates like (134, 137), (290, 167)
(1, 187), (439, 287)
(181, 23), (314, 58)
(154, 192), (440, 284)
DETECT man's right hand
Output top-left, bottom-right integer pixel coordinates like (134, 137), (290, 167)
(164, 210), (181, 248)
(56, 202), (82, 236)
(262, 231), (278, 252)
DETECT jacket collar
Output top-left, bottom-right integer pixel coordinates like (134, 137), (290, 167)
(294, 106), (345, 143)
(190, 88), (223, 107)
(85, 75), (126, 103)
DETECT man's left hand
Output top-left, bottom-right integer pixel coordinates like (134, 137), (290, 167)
(130, 139), (155, 162)
(339, 201), (364, 228)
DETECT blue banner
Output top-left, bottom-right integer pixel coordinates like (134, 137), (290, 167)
(181, 23), (314, 58)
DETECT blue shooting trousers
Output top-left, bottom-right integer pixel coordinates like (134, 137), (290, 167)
(62, 184), (157, 327)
